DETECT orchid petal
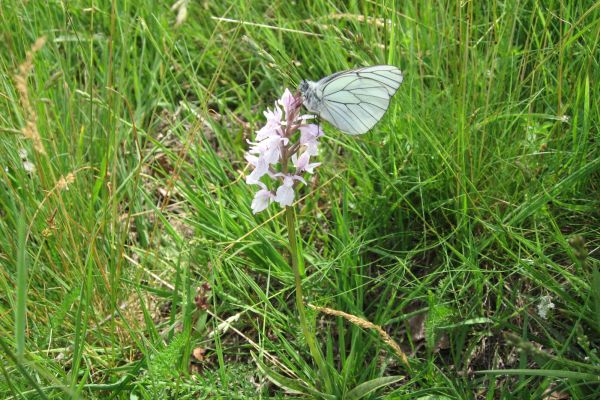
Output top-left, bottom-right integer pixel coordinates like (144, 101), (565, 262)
(251, 189), (273, 214)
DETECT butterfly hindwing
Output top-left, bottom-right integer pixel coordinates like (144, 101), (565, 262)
(319, 102), (360, 135)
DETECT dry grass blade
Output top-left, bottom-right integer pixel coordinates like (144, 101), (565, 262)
(14, 36), (47, 155)
(308, 304), (411, 372)
(211, 16), (323, 37)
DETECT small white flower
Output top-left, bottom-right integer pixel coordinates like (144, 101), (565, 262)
(274, 177), (295, 207)
(23, 160), (36, 173)
(248, 135), (286, 165)
(273, 172), (306, 185)
(255, 105), (283, 141)
(293, 152), (320, 174)
(245, 155), (269, 185)
(559, 115), (570, 123)
(251, 189), (273, 214)
(262, 137), (285, 164)
(18, 148), (28, 160)
(299, 124), (323, 156)
(278, 88), (295, 116)
(537, 295), (555, 319)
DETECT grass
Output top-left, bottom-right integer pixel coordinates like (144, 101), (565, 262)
(1, 0), (599, 398)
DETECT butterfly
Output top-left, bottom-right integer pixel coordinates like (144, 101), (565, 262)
(298, 65), (403, 135)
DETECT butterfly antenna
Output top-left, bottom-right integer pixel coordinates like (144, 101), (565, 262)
(272, 47), (299, 88)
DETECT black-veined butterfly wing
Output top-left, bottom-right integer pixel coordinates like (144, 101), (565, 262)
(315, 65), (403, 135)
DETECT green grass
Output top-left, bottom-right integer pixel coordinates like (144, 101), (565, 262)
(1, 0), (599, 398)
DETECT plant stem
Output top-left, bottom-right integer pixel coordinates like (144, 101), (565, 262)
(284, 205), (329, 389)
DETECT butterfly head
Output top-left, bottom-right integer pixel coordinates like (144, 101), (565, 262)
(298, 79), (319, 113)
(298, 80), (309, 95)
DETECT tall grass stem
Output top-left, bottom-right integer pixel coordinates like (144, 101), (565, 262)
(285, 205), (329, 390)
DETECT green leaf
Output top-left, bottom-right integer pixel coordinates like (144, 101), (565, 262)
(345, 375), (405, 400)
(425, 301), (453, 350)
(477, 369), (600, 381)
(592, 267), (600, 332)
(252, 353), (336, 399)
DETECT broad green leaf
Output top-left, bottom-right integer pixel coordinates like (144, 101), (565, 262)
(252, 353), (336, 399)
(345, 375), (405, 400)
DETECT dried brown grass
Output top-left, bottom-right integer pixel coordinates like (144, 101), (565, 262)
(14, 36), (47, 155)
(308, 303), (411, 372)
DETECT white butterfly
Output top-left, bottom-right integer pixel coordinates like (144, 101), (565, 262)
(298, 65), (403, 135)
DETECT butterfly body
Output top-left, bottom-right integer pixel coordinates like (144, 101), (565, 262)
(299, 65), (403, 135)
(298, 79), (323, 114)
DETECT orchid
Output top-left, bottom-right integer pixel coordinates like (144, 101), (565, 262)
(244, 89), (328, 379)
(246, 89), (323, 214)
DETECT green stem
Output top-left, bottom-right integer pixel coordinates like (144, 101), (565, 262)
(284, 205), (329, 389)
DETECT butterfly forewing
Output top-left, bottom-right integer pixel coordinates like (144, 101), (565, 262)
(306, 65), (403, 135)
(323, 90), (362, 104)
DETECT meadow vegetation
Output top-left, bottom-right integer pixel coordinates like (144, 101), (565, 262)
(1, 1), (599, 398)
